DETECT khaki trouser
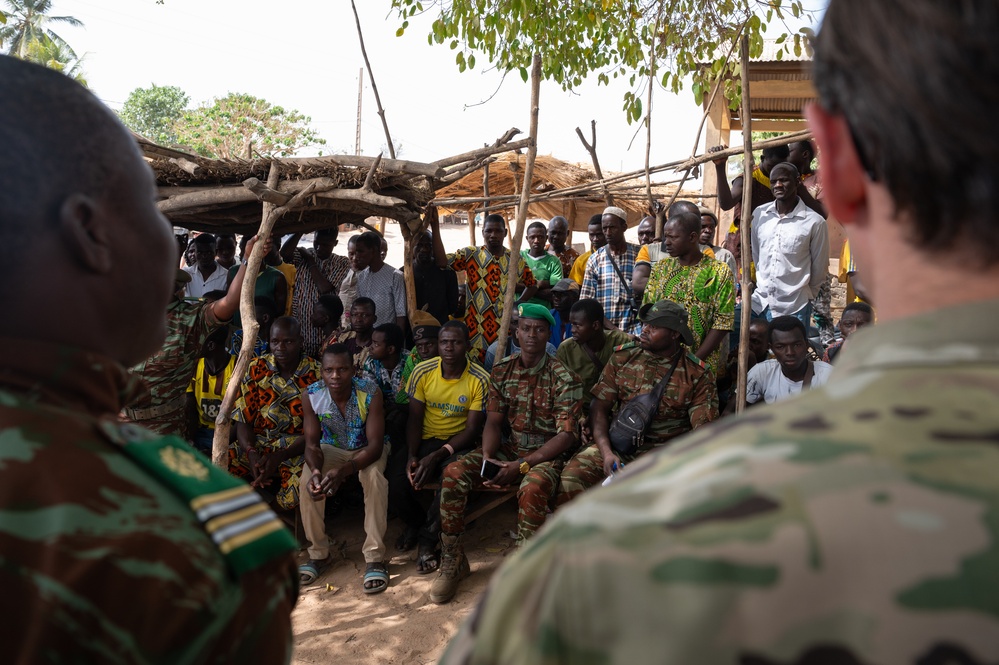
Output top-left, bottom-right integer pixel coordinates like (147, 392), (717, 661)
(299, 443), (389, 563)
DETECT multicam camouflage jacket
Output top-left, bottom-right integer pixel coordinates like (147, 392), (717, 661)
(441, 299), (999, 665)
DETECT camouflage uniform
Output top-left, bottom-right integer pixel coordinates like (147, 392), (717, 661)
(126, 298), (225, 438)
(558, 342), (719, 505)
(0, 340), (298, 663)
(440, 352), (582, 544)
(441, 300), (999, 665)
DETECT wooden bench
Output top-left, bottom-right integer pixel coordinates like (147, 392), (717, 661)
(421, 483), (517, 523)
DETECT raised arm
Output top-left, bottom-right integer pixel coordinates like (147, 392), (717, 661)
(280, 233), (303, 264)
(428, 205), (449, 269)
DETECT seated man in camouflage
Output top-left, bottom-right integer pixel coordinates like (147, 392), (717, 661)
(557, 300), (719, 506)
(431, 303), (582, 604)
(229, 316), (322, 510)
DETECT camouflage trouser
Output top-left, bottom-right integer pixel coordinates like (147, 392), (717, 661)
(557, 444), (635, 507)
(440, 444), (561, 545)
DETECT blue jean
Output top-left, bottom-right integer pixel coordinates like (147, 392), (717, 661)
(758, 303), (814, 334)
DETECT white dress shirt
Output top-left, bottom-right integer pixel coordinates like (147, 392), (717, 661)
(184, 262), (229, 298)
(750, 197), (829, 316)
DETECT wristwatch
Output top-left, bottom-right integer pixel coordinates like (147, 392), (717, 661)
(518, 458), (531, 475)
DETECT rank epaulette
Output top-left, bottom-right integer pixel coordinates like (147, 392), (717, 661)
(613, 341), (639, 352)
(107, 423), (296, 577)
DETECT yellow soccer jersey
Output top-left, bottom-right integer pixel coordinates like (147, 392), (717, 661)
(407, 357), (489, 439)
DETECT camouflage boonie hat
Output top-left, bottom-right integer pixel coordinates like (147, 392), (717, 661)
(639, 299), (694, 346)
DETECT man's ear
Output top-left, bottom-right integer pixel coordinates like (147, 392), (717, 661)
(59, 194), (112, 274)
(804, 102), (868, 228)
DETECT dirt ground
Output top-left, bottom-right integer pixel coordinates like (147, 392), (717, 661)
(290, 498), (518, 665)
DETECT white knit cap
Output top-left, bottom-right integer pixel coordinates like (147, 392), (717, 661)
(602, 206), (628, 222)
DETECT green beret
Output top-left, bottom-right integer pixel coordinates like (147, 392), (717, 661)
(517, 302), (555, 327)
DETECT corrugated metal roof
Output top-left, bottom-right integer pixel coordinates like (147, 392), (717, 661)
(755, 38), (813, 63)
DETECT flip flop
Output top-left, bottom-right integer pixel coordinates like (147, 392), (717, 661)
(363, 561), (389, 594)
(416, 543), (440, 575)
(298, 554), (334, 585)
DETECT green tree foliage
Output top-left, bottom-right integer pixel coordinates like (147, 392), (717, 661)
(0, 0), (81, 59)
(173, 92), (326, 159)
(22, 37), (86, 86)
(391, 0), (810, 123)
(119, 84), (190, 145)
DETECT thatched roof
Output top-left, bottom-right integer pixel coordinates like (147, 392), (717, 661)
(143, 137), (436, 235)
(433, 153), (698, 231)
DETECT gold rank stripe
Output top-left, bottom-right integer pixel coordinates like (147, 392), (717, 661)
(190, 484), (254, 511)
(204, 501), (271, 535)
(218, 519), (286, 555)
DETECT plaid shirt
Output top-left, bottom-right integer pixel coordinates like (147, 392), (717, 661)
(580, 243), (641, 334)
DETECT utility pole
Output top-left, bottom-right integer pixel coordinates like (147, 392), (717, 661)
(355, 68), (363, 156)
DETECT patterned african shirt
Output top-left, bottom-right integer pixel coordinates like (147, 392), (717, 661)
(291, 248), (350, 358)
(580, 243), (642, 334)
(643, 253), (736, 376)
(127, 298), (224, 437)
(232, 354), (321, 445)
(591, 342), (719, 446)
(333, 329), (372, 372)
(230, 353), (321, 510)
(362, 351), (410, 402)
(446, 246), (537, 362)
(1, 339), (297, 663)
(306, 376), (379, 451)
(486, 352), (582, 452)
(548, 244), (581, 280)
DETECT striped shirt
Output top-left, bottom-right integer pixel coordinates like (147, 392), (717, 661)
(291, 248), (350, 359)
(580, 243), (642, 334)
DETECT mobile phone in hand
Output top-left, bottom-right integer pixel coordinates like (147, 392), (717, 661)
(480, 459), (503, 481)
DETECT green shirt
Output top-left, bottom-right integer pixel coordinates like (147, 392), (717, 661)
(521, 250), (564, 306)
(555, 329), (633, 404)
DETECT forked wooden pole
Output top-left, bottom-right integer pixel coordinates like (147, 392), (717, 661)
(493, 53), (542, 361)
(736, 35), (755, 415)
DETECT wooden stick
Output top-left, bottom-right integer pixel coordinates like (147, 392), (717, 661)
(212, 162), (280, 468)
(362, 152), (383, 191)
(494, 53), (542, 362)
(736, 35), (755, 415)
(280, 154), (442, 178)
(434, 129), (524, 168)
(575, 121), (613, 206)
(350, 0), (396, 159)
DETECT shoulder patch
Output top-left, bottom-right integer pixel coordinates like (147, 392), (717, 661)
(114, 430), (295, 577)
(613, 341), (639, 352)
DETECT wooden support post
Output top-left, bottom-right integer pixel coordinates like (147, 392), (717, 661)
(211, 162), (278, 468)
(211, 163), (321, 467)
(494, 53), (541, 361)
(736, 35), (754, 415)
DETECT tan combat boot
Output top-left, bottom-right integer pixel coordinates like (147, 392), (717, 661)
(429, 532), (469, 604)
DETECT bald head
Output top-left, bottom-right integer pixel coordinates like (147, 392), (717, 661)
(668, 200), (700, 218)
(271, 315), (302, 338)
(0, 55), (176, 366)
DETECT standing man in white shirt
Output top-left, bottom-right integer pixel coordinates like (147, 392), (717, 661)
(354, 231), (408, 331)
(184, 233), (229, 298)
(750, 162), (829, 329)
